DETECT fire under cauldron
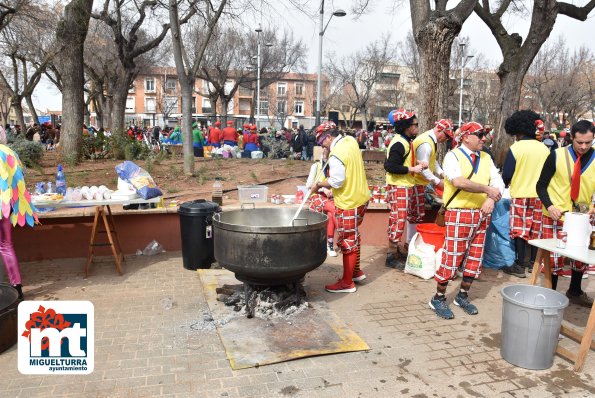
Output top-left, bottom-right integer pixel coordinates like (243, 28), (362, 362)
(213, 208), (328, 286)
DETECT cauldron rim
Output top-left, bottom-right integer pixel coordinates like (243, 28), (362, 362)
(213, 208), (327, 233)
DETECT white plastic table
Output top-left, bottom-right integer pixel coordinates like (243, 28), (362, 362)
(33, 197), (162, 277)
(528, 238), (595, 371)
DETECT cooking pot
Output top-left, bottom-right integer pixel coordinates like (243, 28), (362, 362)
(0, 283), (19, 353)
(213, 208), (327, 285)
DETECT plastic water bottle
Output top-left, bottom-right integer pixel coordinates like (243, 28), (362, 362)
(212, 179), (223, 206)
(55, 164), (66, 195)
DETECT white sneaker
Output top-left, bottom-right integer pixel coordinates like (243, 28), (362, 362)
(327, 243), (337, 257)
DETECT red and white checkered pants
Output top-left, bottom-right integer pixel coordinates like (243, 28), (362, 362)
(386, 184), (425, 242)
(509, 197), (543, 240)
(541, 215), (587, 273)
(435, 209), (491, 283)
(335, 203), (367, 254)
(309, 193), (336, 238)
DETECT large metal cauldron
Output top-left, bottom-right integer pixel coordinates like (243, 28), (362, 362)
(213, 208), (327, 285)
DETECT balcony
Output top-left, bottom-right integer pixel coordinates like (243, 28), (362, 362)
(202, 108), (212, 114)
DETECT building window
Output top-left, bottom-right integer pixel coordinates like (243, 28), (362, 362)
(165, 96), (178, 112)
(128, 84), (135, 93)
(145, 77), (155, 92)
(277, 100), (287, 114)
(341, 105), (350, 113)
(259, 101), (268, 114)
(165, 78), (176, 91)
(202, 98), (212, 113)
(239, 85), (252, 96)
(277, 82), (287, 96)
(295, 83), (304, 96)
(125, 97), (135, 112)
(294, 101), (304, 116)
(145, 97), (156, 113)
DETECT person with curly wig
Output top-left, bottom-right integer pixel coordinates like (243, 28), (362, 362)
(384, 109), (426, 269)
(501, 110), (550, 278)
(312, 121), (369, 293)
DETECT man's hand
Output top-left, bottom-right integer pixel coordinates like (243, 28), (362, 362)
(481, 198), (495, 216)
(485, 186), (502, 202)
(409, 164), (424, 173)
(547, 205), (563, 221)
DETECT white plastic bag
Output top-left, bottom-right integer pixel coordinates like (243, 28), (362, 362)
(405, 233), (438, 280)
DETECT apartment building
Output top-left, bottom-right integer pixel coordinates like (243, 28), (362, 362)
(120, 67), (323, 129)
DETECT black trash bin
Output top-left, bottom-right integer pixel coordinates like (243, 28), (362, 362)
(0, 283), (19, 354)
(178, 200), (220, 270)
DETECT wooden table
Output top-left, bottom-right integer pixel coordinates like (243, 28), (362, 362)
(33, 197), (162, 277)
(528, 238), (595, 371)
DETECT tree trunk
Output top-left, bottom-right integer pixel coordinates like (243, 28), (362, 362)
(25, 95), (39, 125)
(361, 106), (368, 132)
(180, 84), (194, 175)
(56, 0), (93, 162)
(12, 98), (25, 128)
(415, 21), (458, 131)
(111, 88), (128, 134)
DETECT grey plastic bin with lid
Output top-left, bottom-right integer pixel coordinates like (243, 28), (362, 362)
(178, 200), (220, 270)
(500, 285), (569, 370)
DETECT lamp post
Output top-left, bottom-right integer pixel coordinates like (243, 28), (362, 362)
(315, 1), (346, 126)
(254, 25), (273, 130)
(458, 43), (474, 127)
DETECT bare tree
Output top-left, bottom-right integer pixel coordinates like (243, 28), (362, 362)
(56, 0), (93, 161)
(474, 0), (595, 163)
(326, 35), (394, 131)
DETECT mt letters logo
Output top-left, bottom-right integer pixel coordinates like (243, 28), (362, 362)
(18, 301), (94, 374)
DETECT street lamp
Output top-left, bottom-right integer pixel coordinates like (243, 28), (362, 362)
(316, 2), (346, 126)
(254, 24), (273, 130)
(458, 43), (474, 127)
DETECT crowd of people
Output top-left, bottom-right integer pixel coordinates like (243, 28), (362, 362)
(303, 110), (594, 321)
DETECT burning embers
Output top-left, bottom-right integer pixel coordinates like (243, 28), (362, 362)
(216, 283), (309, 319)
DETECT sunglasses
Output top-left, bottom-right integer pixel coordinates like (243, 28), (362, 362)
(470, 132), (488, 139)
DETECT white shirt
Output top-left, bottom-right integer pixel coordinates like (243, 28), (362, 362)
(442, 144), (504, 192)
(327, 135), (346, 189)
(415, 130), (444, 185)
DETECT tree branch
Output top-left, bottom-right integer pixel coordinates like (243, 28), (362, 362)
(558, 0), (595, 20)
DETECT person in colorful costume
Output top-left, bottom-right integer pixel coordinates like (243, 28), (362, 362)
(208, 121), (222, 148)
(501, 111), (550, 278)
(429, 122), (503, 319)
(384, 109), (426, 269)
(306, 146), (338, 257)
(536, 120), (595, 307)
(244, 125), (260, 155)
(411, 118), (454, 240)
(168, 126), (182, 143)
(312, 121), (369, 293)
(192, 122), (206, 157)
(0, 131), (39, 300)
(221, 120), (238, 146)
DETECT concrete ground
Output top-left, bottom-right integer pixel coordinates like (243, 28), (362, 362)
(0, 247), (593, 397)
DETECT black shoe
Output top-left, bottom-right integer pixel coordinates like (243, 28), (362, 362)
(385, 252), (405, 270)
(565, 290), (593, 308)
(503, 263), (526, 278)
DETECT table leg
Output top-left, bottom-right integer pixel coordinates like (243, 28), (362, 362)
(106, 205), (125, 266)
(529, 248), (545, 285)
(101, 206), (123, 276)
(542, 251), (552, 289)
(84, 206), (101, 278)
(574, 300), (595, 371)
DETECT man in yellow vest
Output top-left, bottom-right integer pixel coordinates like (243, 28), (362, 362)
(501, 111), (550, 278)
(430, 122), (504, 319)
(536, 120), (595, 307)
(384, 109), (426, 269)
(312, 121), (370, 293)
(411, 118), (454, 237)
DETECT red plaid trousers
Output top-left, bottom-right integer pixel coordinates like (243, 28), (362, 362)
(509, 197), (543, 240)
(435, 209), (491, 283)
(541, 215), (587, 273)
(386, 184), (425, 242)
(335, 203), (367, 254)
(309, 193), (336, 238)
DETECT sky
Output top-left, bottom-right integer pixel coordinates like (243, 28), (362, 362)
(32, 0), (595, 112)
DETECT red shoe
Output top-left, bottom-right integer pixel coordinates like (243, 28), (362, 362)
(325, 279), (356, 293)
(587, 265), (595, 275)
(352, 270), (367, 282)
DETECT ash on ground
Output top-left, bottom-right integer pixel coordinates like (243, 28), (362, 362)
(216, 283), (310, 320)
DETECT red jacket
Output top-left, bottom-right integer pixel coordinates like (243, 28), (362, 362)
(208, 127), (221, 144)
(247, 132), (259, 145)
(221, 127), (237, 142)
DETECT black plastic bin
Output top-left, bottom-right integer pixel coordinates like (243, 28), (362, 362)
(0, 283), (19, 353)
(178, 200), (220, 270)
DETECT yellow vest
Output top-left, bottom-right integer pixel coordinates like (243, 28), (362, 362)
(330, 135), (369, 210)
(443, 149), (491, 209)
(412, 130), (437, 186)
(509, 139), (549, 198)
(386, 134), (415, 187)
(543, 147), (595, 217)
